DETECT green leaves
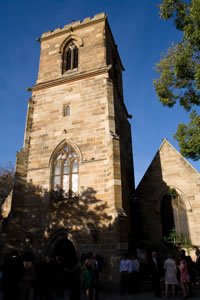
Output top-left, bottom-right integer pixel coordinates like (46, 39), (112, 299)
(167, 228), (193, 252)
(154, 42), (199, 110)
(159, 0), (189, 30)
(174, 110), (200, 160)
(185, 0), (200, 49)
(155, 0), (200, 160)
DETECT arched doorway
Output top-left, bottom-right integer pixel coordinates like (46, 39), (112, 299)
(46, 232), (81, 298)
(53, 237), (77, 267)
(46, 230), (78, 268)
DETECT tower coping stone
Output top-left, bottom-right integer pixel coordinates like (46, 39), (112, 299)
(41, 12), (107, 40)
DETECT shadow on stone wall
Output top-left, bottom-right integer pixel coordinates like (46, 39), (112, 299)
(135, 151), (190, 246)
(2, 181), (115, 259)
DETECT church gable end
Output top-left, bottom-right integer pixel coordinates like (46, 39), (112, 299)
(136, 139), (200, 246)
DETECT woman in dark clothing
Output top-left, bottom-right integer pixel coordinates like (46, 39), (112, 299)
(35, 257), (49, 300)
(54, 256), (65, 299)
(20, 255), (35, 300)
(45, 258), (58, 300)
(149, 251), (163, 297)
(2, 253), (23, 300)
(69, 260), (81, 300)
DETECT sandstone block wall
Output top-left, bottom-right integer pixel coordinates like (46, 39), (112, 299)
(136, 139), (200, 246)
(6, 13), (135, 287)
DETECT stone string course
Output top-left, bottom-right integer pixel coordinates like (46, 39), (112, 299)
(6, 13), (135, 289)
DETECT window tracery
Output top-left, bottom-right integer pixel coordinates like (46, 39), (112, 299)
(51, 144), (79, 198)
(63, 41), (78, 72)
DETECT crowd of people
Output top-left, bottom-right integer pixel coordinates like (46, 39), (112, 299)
(119, 248), (200, 298)
(0, 251), (102, 300)
(1, 247), (200, 299)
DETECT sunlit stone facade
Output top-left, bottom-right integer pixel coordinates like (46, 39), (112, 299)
(6, 13), (135, 286)
(136, 139), (200, 247)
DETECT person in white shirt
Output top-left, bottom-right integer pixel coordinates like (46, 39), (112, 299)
(119, 254), (129, 295)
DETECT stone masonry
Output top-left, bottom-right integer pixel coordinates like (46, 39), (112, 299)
(4, 13), (135, 287)
(136, 139), (200, 247)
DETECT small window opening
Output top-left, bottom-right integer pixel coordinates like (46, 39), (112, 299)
(64, 105), (70, 117)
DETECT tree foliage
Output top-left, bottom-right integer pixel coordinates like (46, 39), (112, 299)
(166, 228), (193, 253)
(0, 164), (14, 204)
(174, 110), (200, 159)
(154, 0), (200, 160)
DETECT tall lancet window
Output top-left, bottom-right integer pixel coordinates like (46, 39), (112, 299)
(52, 144), (79, 198)
(64, 41), (78, 72)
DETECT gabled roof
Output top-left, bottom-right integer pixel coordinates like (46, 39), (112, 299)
(137, 138), (199, 188)
(159, 138), (199, 174)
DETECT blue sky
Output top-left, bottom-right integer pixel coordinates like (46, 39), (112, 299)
(0, 0), (199, 186)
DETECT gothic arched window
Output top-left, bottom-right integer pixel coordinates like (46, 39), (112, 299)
(63, 41), (78, 72)
(52, 144), (79, 198)
(161, 191), (189, 239)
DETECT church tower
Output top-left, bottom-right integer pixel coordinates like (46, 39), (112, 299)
(7, 13), (134, 285)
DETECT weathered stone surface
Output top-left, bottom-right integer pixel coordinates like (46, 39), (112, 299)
(136, 139), (200, 246)
(4, 14), (135, 288)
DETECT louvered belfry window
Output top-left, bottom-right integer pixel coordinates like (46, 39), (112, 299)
(65, 42), (78, 71)
(52, 144), (79, 197)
